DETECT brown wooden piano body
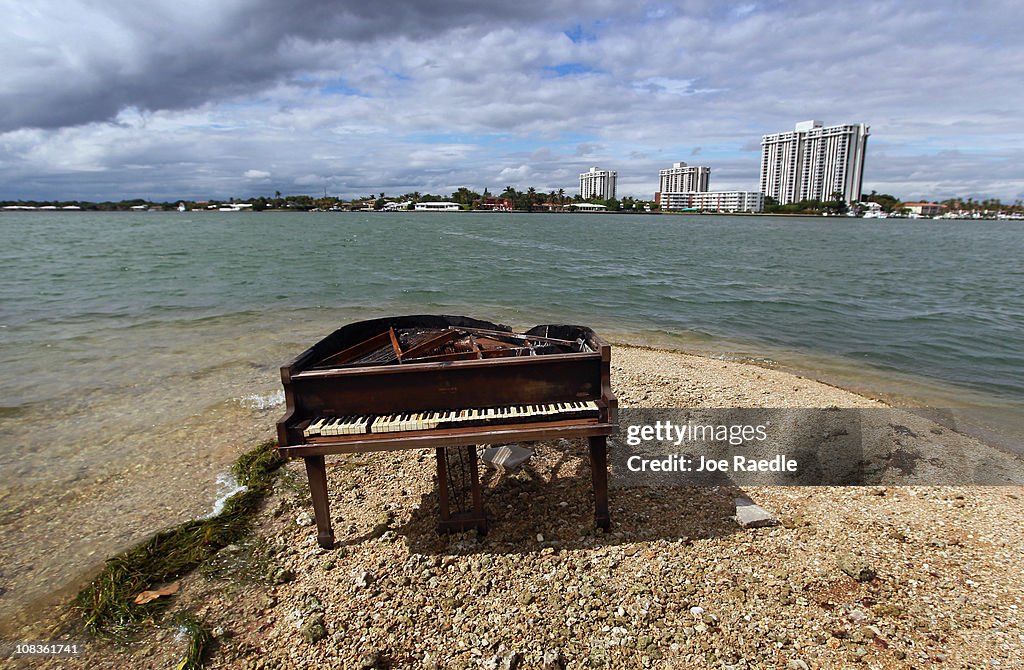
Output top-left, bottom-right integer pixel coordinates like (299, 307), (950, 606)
(276, 315), (617, 548)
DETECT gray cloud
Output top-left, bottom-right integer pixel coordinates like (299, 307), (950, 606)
(2, 0), (1023, 201)
(0, 0), (624, 131)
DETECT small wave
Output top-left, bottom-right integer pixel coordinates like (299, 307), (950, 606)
(203, 473), (247, 519)
(0, 404), (28, 418)
(236, 390), (284, 410)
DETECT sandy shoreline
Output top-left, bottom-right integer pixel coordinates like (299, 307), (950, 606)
(14, 345), (1024, 669)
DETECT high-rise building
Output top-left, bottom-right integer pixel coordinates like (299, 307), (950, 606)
(760, 120), (869, 205)
(658, 162), (710, 194)
(579, 167), (617, 200)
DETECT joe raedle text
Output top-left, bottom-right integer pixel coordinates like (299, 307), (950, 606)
(625, 453), (798, 473)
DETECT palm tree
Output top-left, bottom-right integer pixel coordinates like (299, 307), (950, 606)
(526, 187), (538, 212)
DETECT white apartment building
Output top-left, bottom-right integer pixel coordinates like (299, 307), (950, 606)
(660, 191), (764, 213)
(658, 162), (710, 194)
(760, 120), (869, 205)
(579, 166), (617, 200)
(413, 201), (461, 211)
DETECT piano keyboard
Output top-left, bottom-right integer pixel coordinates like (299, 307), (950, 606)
(303, 401), (600, 438)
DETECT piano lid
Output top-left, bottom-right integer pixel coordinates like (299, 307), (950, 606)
(299, 315), (598, 370)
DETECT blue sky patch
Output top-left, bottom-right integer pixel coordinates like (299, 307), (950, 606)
(319, 80), (363, 96)
(543, 62), (600, 78)
(563, 24), (596, 43)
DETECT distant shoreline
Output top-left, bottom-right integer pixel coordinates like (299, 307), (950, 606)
(4, 208), (1019, 220)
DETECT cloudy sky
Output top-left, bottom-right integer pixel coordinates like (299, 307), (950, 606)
(2, 0), (1023, 202)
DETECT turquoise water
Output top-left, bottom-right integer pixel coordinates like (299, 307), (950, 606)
(0, 209), (1022, 633)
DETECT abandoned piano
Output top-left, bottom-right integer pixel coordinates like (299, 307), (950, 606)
(276, 315), (617, 548)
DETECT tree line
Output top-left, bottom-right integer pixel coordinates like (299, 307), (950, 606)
(1, 188), (656, 213)
(6, 189), (1021, 214)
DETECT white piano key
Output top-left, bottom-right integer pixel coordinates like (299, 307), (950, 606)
(304, 417), (326, 437)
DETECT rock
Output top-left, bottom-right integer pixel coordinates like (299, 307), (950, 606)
(873, 603), (903, 618)
(296, 511), (314, 527)
(838, 553), (876, 582)
(302, 615), (327, 643)
(542, 649), (564, 669)
(588, 646), (610, 667)
(701, 612), (719, 627)
(368, 511), (393, 539)
(301, 593), (324, 613)
(357, 650), (383, 668)
(354, 571), (373, 589)
(484, 645), (521, 670)
(786, 661), (810, 670)
(272, 567), (295, 584)
(735, 498), (778, 528)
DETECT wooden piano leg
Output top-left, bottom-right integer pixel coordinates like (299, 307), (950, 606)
(588, 435), (611, 530)
(435, 446), (487, 534)
(435, 447), (451, 523)
(303, 455), (335, 549)
(467, 444), (486, 535)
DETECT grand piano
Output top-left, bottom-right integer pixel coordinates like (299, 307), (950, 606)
(276, 315), (617, 549)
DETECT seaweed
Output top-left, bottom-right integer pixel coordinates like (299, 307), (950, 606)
(173, 612), (212, 670)
(75, 440), (283, 637)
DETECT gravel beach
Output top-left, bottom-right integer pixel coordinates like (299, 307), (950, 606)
(19, 346), (1024, 670)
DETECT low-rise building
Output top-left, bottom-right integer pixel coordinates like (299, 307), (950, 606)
(414, 201), (462, 212)
(477, 198), (513, 211)
(902, 202), (946, 217)
(657, 191), (764, 213)
(568, 202), (607, 212)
